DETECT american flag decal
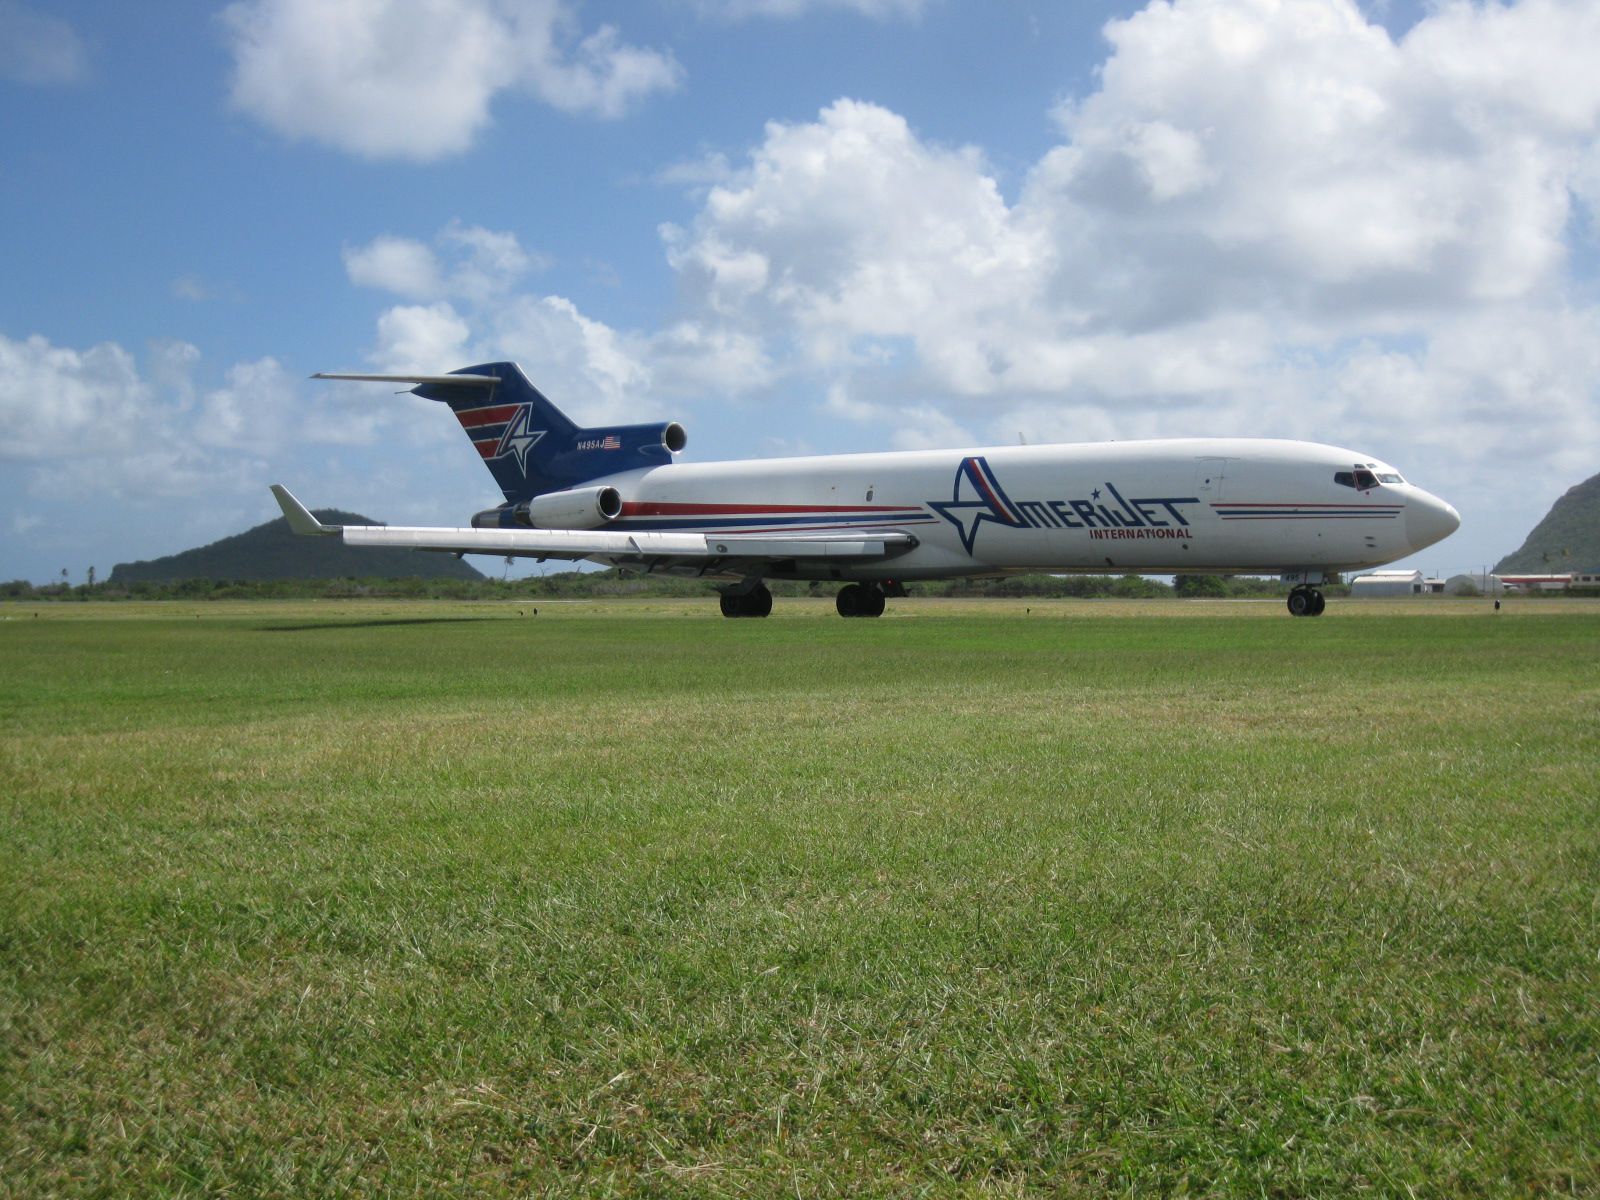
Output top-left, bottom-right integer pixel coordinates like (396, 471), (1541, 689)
(601, 434), (621, 450)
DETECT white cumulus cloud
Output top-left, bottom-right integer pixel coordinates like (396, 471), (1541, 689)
(0, 1), (88, 85)
(662, 99), (1050, 384)
(348, 220), (773, 424)
(0, 335), (389, 505)
(372, 303), (474, 374)
(222, 0), (682, 161)
(343, 236), (445, 300)
(0, 335), (147, 461)
(345, 222), (543, 304)
(693, 0), (928, 19)
(654, 0), (1600, 493)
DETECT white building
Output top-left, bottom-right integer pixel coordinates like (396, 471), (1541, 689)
(1350, 569), (1447, 596)
(1498, 573), (1576, 592)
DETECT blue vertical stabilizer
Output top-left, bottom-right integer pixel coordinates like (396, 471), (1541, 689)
(411, 362), (684, 503)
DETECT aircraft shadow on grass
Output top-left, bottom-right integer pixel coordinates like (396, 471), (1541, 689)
(259, 617), (499, 632)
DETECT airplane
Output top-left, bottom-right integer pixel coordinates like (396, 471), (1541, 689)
(270, 361), (1460, 618)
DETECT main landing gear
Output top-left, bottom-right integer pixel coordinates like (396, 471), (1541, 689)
(719, 582), (772, 618)
(835, 583), (886, 618)
(1287, 585), (1326, 617)
(719, 581), (896, 618)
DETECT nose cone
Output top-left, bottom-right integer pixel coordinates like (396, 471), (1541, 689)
(1406, 490), (1461, 552)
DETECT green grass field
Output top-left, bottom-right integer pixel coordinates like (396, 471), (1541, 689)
(3, 598), (1597, 1196)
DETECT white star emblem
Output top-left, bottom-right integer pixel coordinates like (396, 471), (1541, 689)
(495, 405), (546, 474)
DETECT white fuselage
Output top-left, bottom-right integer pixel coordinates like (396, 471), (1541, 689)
(582, 437), (1459, 582)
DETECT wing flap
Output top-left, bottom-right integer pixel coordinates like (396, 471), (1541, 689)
(696, 533), (914, 558)
(342, 524), (711, 560)
(271, 485), (915, 566)
(341, 525), (914, 561)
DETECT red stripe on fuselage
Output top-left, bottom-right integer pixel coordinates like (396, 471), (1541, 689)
(622, 519), (933, 537)
(1211, 501), (1402, 509)
(620, 501), (923, 516)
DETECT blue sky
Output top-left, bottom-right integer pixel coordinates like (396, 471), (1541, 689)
(4, 0), (1597, 583)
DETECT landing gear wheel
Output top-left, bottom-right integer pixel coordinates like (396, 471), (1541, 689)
(741, 584), (773, 618)
(1287, 585), (1326, 617)
(721, 583), (773, 618)
(836, 584), (886, 618)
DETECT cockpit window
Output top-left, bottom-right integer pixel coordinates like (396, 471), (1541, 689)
(1336, 468), (1382, 489)
(1377, 472), (1404, 484)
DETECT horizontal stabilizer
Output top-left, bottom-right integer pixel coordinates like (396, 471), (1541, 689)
(310, 372), (498, 387)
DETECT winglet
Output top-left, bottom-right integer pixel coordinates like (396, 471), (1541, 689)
(270, 484), (340, 536)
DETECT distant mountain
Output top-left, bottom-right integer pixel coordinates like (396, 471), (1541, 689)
(109, 511), (485, 583)
(1493, 471), (1600, 574)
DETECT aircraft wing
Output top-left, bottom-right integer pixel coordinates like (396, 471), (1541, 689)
(269, 485), (917, 571)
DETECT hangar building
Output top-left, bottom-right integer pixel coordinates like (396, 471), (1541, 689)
(1350, 569), (1447, 597)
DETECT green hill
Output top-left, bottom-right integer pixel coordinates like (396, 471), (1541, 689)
(1493, 471), (1600, 574)
(109, 511), (485, 584)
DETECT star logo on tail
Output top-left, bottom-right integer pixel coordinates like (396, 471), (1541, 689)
(929, 456), (1027, 554)
(494, 405), (546, 474)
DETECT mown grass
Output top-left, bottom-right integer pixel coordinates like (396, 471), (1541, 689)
(2, 598), (1597, 1196)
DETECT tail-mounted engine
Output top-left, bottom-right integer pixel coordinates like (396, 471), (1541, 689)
(541, 421), (687, 484)
(473, 484), (624, 530)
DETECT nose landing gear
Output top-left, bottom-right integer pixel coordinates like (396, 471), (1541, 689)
(1287, 585), (1325, 617)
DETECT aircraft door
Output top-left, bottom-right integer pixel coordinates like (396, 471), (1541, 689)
(1194, 456), (1232, 500)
